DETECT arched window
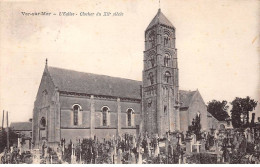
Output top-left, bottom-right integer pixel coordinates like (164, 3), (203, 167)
(73, 105), (80, 126)
(40, 117), (46, 128)
(102, 107), (109, 126)
(148, 72), (154, 85)
(164, 35), (169, 46)
(149, 55), (155, 67)
(148, 31), (156, 48)
(165, 71), (171, 83)
(127, 109), (134, 126)
(163, 30), (171, 47)
(164, 54), (171, 67)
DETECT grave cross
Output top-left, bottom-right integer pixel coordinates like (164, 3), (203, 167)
(193, 142), (201, 153)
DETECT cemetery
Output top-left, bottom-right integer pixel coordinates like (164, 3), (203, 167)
(1, 115), (260, 164)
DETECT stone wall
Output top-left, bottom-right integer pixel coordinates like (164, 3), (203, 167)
(59, 94), (141, 143)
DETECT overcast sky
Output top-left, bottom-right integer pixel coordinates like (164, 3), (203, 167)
(0, 0), (259, 125)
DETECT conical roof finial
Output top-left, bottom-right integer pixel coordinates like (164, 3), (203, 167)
(45, 58), (48, 66)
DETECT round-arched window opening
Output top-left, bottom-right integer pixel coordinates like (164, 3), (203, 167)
(40, 117), (46, 127)
(127, 109), (134, 126)
(148, 72), (154, 85)
(73, 104), (81, 126)
(164, 54), (171, 67)
(165, 71), (171, 83)
(102, 106), (109, 126)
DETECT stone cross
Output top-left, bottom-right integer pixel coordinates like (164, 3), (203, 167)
(193, 141), (201, 153)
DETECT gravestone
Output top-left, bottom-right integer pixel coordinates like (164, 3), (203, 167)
(117, 149), (122, 164)
(137, 152), (142, 164)
(200, 138), (206, 153)
(185, 137), (192, 155)
(154, 143), (159, 157)
(193, 141), (201, 153)
(130, 152), (136, 164)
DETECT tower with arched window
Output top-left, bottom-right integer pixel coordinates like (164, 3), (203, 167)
(142, 9), (180, 138)
(31, 8), (213, 149)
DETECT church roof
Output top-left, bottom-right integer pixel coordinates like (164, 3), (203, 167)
(179, 90), (197, 108)
(46, 66), (198, 105)
(146, 9), (174, 31)
(10, 122), (32, 131)
(48, 66), (142, 100)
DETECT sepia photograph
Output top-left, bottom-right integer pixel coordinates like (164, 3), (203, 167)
(0, 0), (259, 164)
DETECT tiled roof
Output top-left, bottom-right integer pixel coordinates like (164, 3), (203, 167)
(146, 9), (174, 31)
(48, 66), (142, 100)
(179, 90), (197, 108)
(10, 122), (32, 131)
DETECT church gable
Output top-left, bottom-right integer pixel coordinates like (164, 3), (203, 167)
(179, 90), (209, 132)
(187, 90), (208, 131)
(32, 64), (57, 146)
(34, 65), (56, 109)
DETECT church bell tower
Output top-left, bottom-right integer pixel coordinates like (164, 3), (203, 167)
(142, 9), (180, 138)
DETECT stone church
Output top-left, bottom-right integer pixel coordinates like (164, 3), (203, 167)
(32, 9), (213, 148)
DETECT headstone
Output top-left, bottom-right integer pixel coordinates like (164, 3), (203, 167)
(192, 134), (197, 144)
(57, 145), (62, 162)
(130, 152), (136, 164)
(71, 144), (76, 164)
(222, 148), (230, 163)
(165, 134), (170, 154)
(117, 149), (122, 164)
(247, 130), (253, 143)
(32, 149), (41, 164)
(178, 155), (182, 164)
(200, 138), (206, 153)
(44, 146), (48, 159)
(193, 141), (201, 153)
(133, 137), (136, 148)
(215, 146), (222, 163)
(137, 152), (142, 164)
(183, 155), (187, 164)
(185, 137), (192, 155)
